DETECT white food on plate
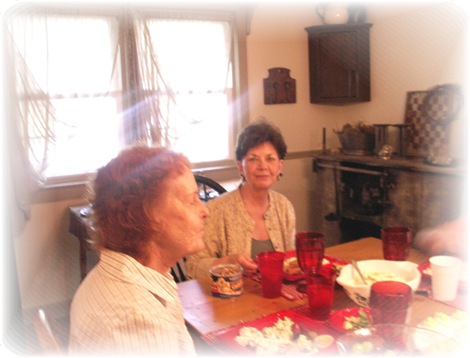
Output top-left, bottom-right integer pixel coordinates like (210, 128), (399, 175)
(417, 310), (467, 344)
(234, 316), (333, 355)
(352, 271), (407, 285)
(234, 316), (295, 355)
(314, 334), (334, 349)
(296, 334), (315, 352)
(235, 327), (264, 348)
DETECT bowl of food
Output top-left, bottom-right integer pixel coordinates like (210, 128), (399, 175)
(336, 260), (421, 307)
(336, 324), (463, 355)
(209, 264), (244, 298)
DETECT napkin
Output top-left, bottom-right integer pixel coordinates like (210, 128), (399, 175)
(247, 273), (307, 301)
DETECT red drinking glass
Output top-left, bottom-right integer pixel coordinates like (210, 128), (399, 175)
(381, 226), (411, 261)
(257, 251), (286, 298)
(369, 281), (412, 325)
(306, 266), (335, 320)
(295, 231), (325, 293)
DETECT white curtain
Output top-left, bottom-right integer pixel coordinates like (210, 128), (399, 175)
(5, 12), (120, 218)
(131, 12), (233, 156)
(4, 8), (233, 218)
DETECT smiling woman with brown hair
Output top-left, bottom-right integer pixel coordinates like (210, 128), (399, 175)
(186, 118), (296, 279)
(68, 144), (209, 355)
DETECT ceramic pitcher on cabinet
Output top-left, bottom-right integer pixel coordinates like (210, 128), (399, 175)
(316, 3), (349, 24)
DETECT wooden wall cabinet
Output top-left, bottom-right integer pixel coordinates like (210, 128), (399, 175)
(306, 24), (372, 104)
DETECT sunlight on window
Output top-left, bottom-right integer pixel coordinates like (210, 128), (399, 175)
(8, 9), (238, 182)
(148, 20), (231, 91)
(23, 17), (119, 95)
(145, 19), (232, 163)
(165, 93), (230, 162)
(44, 98), (120, 178)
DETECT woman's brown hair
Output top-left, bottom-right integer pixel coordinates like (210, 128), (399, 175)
(235, 118), (287, 161)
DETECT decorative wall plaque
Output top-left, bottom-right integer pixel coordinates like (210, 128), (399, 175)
(263, 67), (296, 104)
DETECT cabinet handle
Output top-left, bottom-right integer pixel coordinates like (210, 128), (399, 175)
(348, 71), (352, 97)
(354, 70), (359, 95)
(348, 70), (358, 97)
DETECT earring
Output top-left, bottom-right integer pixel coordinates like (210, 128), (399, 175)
(277, 173), (283, 181)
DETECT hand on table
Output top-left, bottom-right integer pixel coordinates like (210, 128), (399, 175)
(232, 253), (258, 276)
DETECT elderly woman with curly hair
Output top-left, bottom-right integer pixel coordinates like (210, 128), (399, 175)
(186, 118), (296, 279)
(68, 145), (209, 355)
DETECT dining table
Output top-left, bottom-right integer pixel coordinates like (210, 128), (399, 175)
(177, 237), (466, 355)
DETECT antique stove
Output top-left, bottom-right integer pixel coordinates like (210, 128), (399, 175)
(335, 161), (392, 242)
(313, 155), (395, 243)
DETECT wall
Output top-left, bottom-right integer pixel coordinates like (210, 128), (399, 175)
(246, 0), (467, 241)
(5, 1), (468, 333)
(247, 1), (467, 156)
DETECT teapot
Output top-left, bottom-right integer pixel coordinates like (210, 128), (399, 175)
(316, 3), (349, 25)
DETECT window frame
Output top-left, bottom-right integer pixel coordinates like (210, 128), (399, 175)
(4, 2), (250, 190)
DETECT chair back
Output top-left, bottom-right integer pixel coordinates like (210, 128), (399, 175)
(194, 174), (227, 202)
(32, 309), (63, 354)
(171, 258), (188, 283)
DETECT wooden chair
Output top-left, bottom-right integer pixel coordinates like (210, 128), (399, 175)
(194, 174), (227, 202)
(32, 309), (63, 355)
(171, 258), (189, 283)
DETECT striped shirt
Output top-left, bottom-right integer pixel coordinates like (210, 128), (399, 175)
(68, 250), (196, 356)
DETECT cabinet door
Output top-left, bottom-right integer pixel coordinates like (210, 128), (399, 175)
(306, 24), (371, 104)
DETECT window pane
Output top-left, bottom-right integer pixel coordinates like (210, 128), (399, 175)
(162, 93), (230, 162)
(13, 16), (120, 95)
(8, 9), (240, 182)
(44, 97), (120, 177)
(140, 18), (233, 163)
(146, 19), (231, 91)
(10, 14), (122, 179)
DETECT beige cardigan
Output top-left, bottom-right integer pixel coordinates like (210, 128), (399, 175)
(185, 188), (296, 279)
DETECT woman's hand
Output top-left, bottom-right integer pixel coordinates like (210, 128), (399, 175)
(211, 253), (259, 275)
(233, 253), (258, 275)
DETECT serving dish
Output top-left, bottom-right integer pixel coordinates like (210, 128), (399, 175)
(336, 260), (421, 307)
(202, 309), (338, 355)
(283, 250), (348, 282)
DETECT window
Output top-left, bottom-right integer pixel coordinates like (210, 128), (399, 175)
(135, 16), (233, 163)
(12, 15), (123, 179)
(4, 4), (248, 186)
